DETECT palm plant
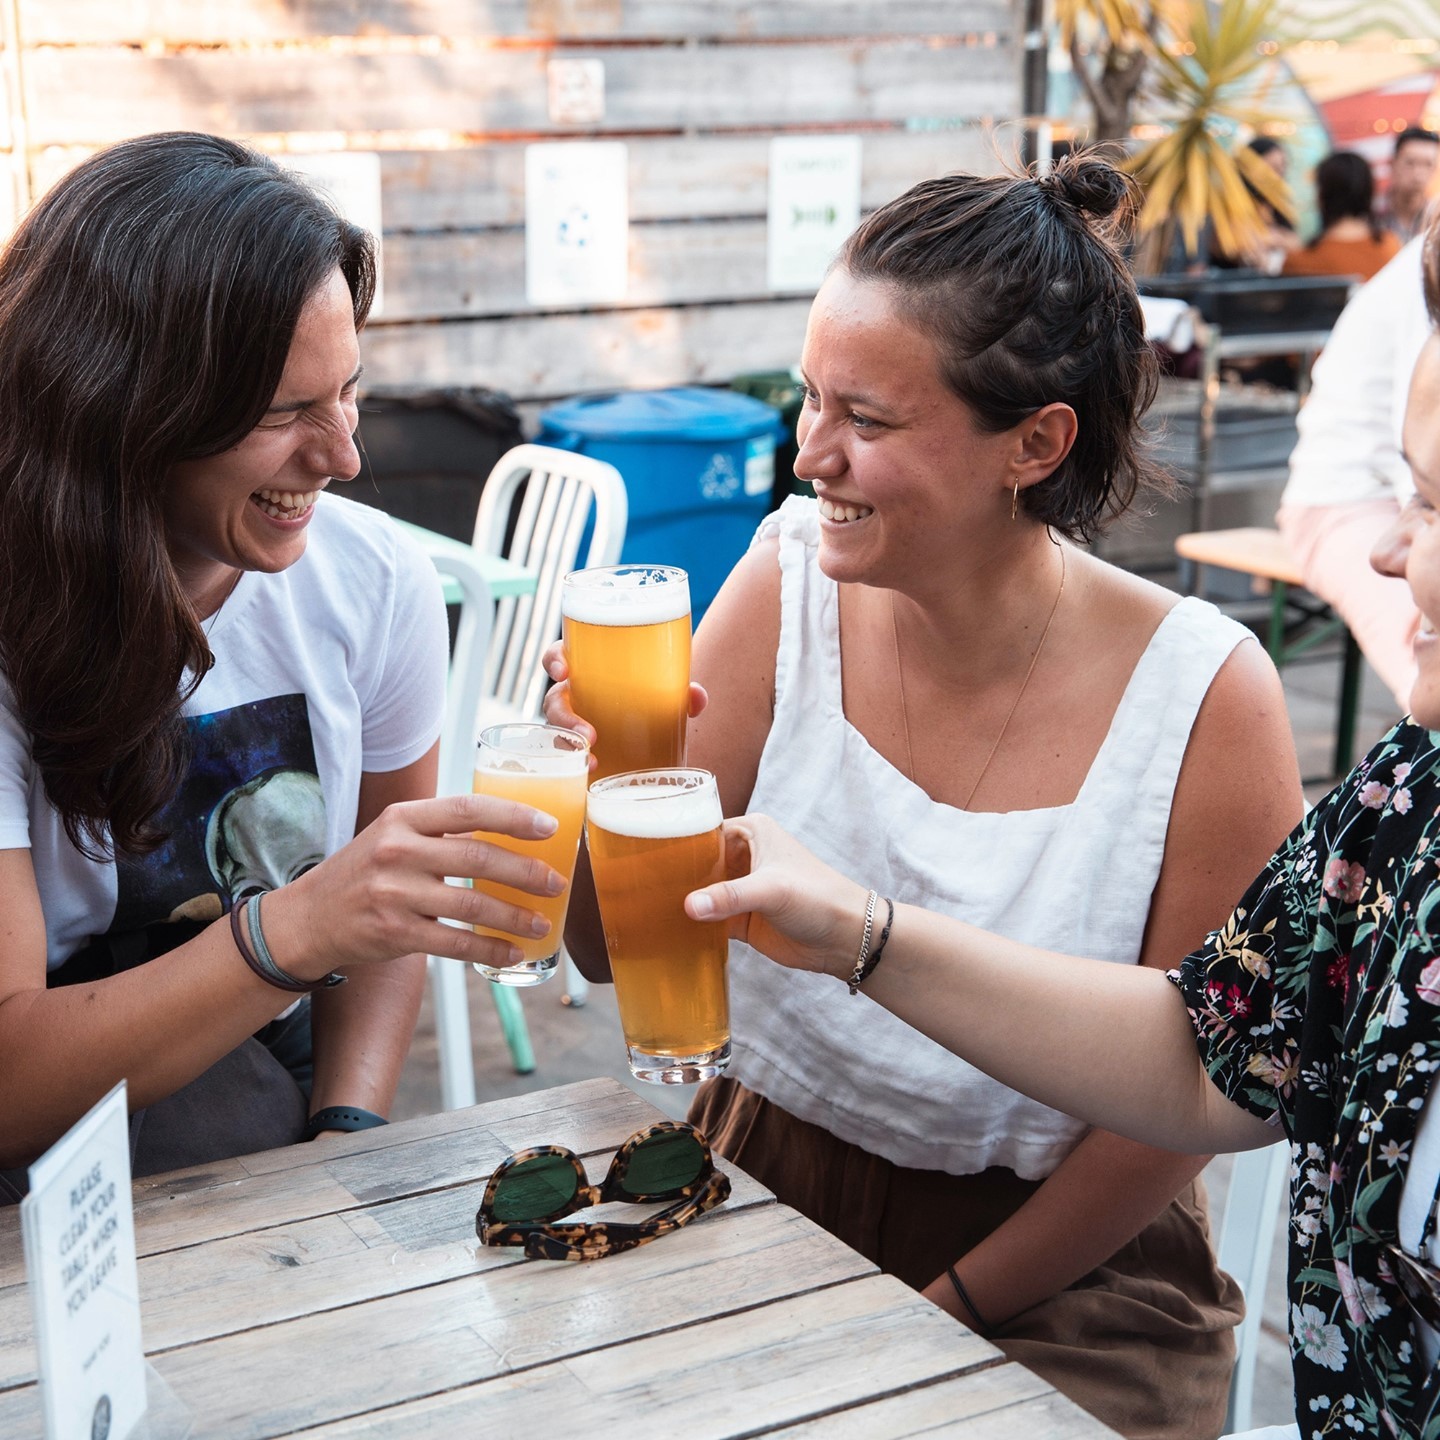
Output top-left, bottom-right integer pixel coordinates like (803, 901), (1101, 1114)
(1126, 0), (1295, 268)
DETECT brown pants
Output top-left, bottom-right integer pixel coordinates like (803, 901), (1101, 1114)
(691, 1077), (1242, 1440)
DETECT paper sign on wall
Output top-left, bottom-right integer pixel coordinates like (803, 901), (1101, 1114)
(547, 58), (606, 124)
(767, 135), (863, 293)
(525, 141), (629, 307)
(21, 1082), (146, 1440)
(283, 151), (386, 317)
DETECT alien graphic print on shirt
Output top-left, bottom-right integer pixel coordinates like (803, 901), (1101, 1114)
(112, 693), (326, 936)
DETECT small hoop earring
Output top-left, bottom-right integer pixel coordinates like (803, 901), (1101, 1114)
(1011, 483), (1019, 521)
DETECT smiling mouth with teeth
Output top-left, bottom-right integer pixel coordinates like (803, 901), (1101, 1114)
(251, 488), (320, 520)
(818, 497), (874, 524)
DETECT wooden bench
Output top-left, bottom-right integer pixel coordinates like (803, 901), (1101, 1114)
(1175, 526), (1362, 779)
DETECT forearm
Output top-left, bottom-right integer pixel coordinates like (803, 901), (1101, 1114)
(308, 952), (426, 1117)
(860, 904), (1270, 1153)
(0, 919), (294, 1166)
(929, 1128), (1211, 1329)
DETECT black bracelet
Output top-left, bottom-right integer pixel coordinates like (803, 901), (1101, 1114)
(946, 1264), (992, 1333)
(303, 1106), (389, 1142)
(855, 897), (894, 989)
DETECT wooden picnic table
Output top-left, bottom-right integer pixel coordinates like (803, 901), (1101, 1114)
(0, 1078), (1119, 1438)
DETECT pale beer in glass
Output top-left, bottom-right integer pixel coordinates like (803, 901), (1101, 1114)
(585, 769), (729, 1083)
(561, 565), (691, 780)
(471, 723), (589, 985)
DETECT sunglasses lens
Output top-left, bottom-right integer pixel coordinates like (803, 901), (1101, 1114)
(620, 1129), (707, 1200)
(490, 1153), (579, 1223)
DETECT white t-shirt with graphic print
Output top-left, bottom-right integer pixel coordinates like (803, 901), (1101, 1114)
(0, 492), (448, 968)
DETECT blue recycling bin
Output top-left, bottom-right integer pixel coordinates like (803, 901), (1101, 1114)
(536, 387), (783, 621)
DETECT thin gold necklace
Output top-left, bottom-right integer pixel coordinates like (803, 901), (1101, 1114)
(890, 543), (1067, 810)
(199, 568), (244, 637)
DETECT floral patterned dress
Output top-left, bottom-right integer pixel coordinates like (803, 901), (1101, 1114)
(1172, 722), (1440, 1440)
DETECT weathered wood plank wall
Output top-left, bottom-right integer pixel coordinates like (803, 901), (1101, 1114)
(5, 1), (1022, 400)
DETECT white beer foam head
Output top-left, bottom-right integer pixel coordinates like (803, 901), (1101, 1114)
(476, 725), (589, 776)
(586, 773), (722, 839)
(475, 753), (586, 781)
(562, 566), (690, 627)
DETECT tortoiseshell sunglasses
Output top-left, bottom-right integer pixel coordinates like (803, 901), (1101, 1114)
(475, 1121), (731, 1262)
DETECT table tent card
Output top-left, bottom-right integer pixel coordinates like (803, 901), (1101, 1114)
(21, 1081), (146, 1440)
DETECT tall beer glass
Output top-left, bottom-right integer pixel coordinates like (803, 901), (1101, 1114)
(471, 723), (589, 986)
(562, 565), (691, 780)
(585, 769), (729, 1083)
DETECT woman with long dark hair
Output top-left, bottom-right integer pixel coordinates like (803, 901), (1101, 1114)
(0, 133), (563, 1186)
(546, 154), (1305, 1437)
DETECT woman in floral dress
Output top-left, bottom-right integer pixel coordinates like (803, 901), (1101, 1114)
(683, 227), (1440, 1438)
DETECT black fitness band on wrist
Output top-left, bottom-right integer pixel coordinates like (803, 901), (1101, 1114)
(946, 1263), (992, 1333)
(303, 1106), (389, 1142)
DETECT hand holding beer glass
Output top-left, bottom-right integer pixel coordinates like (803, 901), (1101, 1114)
(585, 769), (730, 1084)
(560, 565), (691, 778)
(470, 723), (589, 985)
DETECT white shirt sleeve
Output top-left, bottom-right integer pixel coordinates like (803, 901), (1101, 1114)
(1280, 239), (1428, 511)
(0, 677), (34, 850)
(359, 520), (449, 775)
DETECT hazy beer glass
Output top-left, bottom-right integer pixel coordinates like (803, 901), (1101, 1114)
(585, 769), (729, 1083)
(562, 566), (691, 780)
(471, 723), (589, 985)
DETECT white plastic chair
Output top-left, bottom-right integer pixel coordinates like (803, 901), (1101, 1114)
(418, 542), (534, 1110)
(472, 443), (629, 1007)
(475, 442), (629, 722)
(1217, 1141), (1291, 1433)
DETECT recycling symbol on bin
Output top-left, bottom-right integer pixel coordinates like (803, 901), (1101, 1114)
(698, 452), (741, 502)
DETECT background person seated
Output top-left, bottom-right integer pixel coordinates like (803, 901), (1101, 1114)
(1277, 235), (1431, 711)
(1283, 150), (1401, 283)
(1209, 136), (1300, 272)
(1381, 126), (1439, 245)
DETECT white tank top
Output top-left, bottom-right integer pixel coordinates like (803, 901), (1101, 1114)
(727, 497), (1255, 1178)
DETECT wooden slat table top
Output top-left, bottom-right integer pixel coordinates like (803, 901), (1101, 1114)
(0, 1079), (1120, 1439)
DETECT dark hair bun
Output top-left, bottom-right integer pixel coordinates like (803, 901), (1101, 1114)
(1048, 153), (1137, 225)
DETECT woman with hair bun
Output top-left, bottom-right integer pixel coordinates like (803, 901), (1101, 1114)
(548, 153), (1304, 1437)
(0, 133), (566, 1189)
